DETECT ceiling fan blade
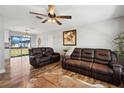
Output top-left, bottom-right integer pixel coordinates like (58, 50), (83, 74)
(48, 5), (55, 15)
(42, 19), (49, 23)
(29, 11), (48, 17)
(56, 16), (72, 19)
(55, 19), (62, 25)
(36, 16), (43, 19)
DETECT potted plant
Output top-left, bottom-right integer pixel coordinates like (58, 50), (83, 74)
(63, 48), (68, 55)
(113, 32), (124, 67)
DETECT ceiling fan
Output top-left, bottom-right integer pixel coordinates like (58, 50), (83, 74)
(29, 5), (72, 25)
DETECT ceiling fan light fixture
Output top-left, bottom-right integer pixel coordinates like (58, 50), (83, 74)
(48, 19), (52, 22)
(52, 19), (56, 23)
(48, 18), (56, 23)
(30, 5), (72, 25)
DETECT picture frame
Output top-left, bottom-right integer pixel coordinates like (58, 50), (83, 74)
(63, 29), (77, 46)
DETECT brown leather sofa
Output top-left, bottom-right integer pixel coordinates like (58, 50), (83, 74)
(62, 48), (123, 86)
(29, 47), (60, 68)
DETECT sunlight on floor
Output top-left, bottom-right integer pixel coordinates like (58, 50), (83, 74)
(10, 56), (31, 78)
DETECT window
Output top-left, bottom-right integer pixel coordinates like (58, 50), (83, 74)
(11, 36), (30, 48)
(10, 36), (31, 57)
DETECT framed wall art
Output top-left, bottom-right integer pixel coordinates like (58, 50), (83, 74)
(63, 29), (77, 46)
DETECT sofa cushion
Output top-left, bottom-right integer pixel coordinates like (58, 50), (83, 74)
(94, 49), (111, 64)
(66, 59), (92, 70)
(36, 56), (51, 63)
(33, 48), (42, 55)
(80, 61), (92, 70)
(81, 57), (93, 62)
(66, 59), (81, 67)
(94, 59), (110, 65)
(81, 48), (94, 62)
(34, 54), (43, 58)
(92, 63), (113, 76)
(71, 48), (81, 60)
(52, 54), (59, 59)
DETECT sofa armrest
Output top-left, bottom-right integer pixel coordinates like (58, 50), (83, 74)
(29, 56), (38, 67)
(112, 64), (123, 85)
(61, 55), (70, 68)
(29, 56), (35, 60)
(51, 52), (60, 62)
(53, 52), (60, 56)
(63, 55), (70, 62)
(111, 51), (118, 64)
(30, 55), (34, 58)
(65, 55), (70, 59)
(53, 52), (60, 59)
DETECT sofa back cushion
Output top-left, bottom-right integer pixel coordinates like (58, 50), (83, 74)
(33, 48), (42, 55)
(71, 48), (81, 60)
(94, 49), (111, 65)
(41, 47), (46, 55)
(45, 48), (54, 56)
(32, 48), (43, 57)
(81, 48), (94, 62)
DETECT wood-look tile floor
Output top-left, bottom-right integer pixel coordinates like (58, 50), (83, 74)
(0, 56), (123, 88)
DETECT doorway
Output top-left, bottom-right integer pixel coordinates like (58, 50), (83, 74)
(10, 36), (31, 57)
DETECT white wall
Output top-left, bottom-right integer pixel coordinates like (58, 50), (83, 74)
(37, 17), (124, 54)
(36, 32), (52, 47)
(4, 30), (10, 59)
(0, 16), (5, 73)
(30, 34), (37, 48)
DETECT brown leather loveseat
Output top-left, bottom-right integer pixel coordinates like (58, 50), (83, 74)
(62, 48), (123, 86)
(29, 47), (60, 68)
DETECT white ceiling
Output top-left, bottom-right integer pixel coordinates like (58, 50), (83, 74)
(0, 5), (124, 34)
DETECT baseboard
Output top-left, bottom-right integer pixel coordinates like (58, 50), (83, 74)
(0, 69), (5, 73)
